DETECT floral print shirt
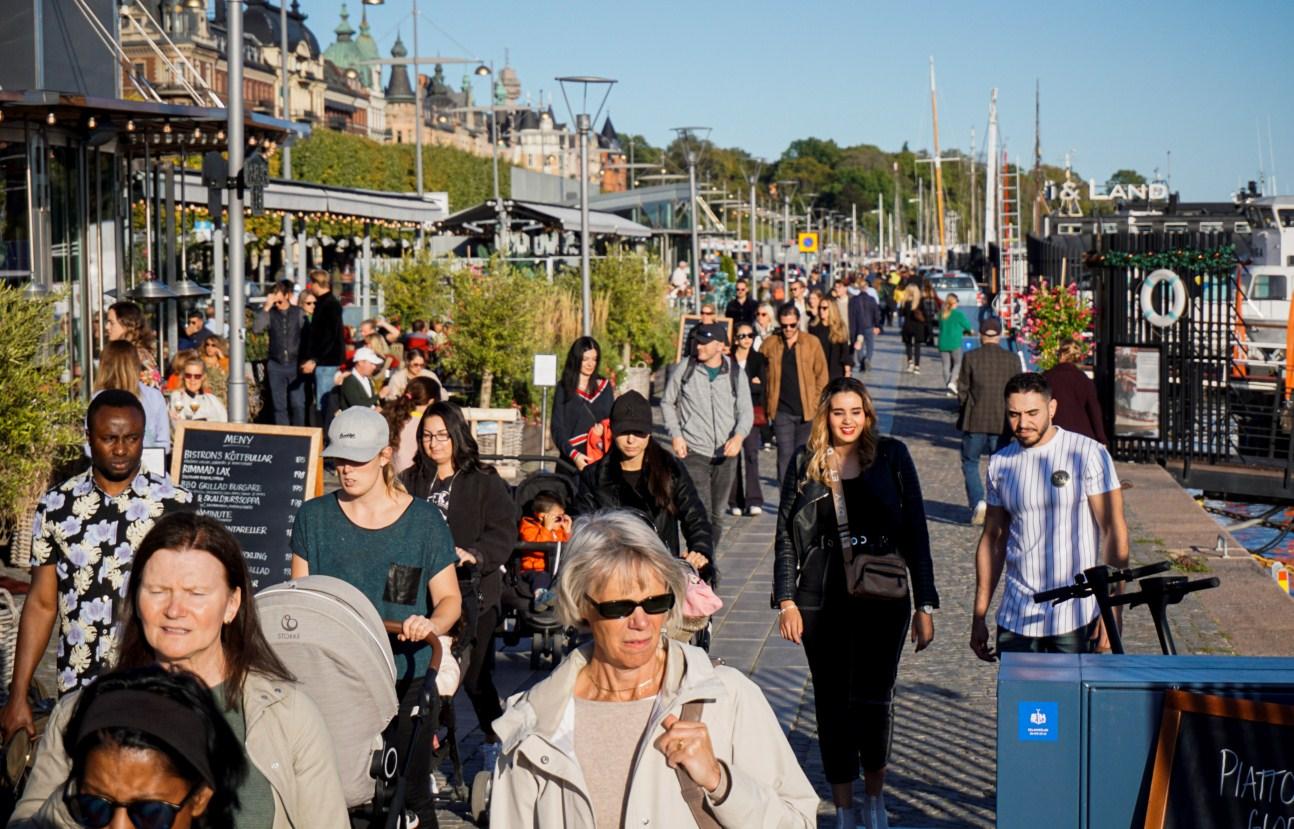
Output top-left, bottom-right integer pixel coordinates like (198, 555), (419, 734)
(29, 469), (193, 694)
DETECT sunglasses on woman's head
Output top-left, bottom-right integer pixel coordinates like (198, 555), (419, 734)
(64, 781), (194, 829)
(585, 592), (675, 619)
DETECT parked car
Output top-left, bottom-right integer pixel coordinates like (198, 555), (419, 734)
(927, 271), (984, 312)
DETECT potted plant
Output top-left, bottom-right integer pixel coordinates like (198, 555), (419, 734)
(1020, 280), (1094, 370)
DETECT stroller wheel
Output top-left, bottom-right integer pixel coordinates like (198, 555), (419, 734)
(529, 631), (556, 670)
(451, 783), (470, 803)
(469, 769), (491, 825)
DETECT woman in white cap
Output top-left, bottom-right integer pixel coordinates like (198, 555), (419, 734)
(338, 346), (386, 410)
(290, 406), (461, 827)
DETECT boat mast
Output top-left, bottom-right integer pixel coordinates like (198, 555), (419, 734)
(929, 57), (947, 265)
(984, 88), (998, 255)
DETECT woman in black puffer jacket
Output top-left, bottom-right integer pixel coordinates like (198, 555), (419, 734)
(572, 391), (714, 580)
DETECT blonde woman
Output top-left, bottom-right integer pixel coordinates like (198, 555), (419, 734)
(290, 406), (462, 827)
(936, 294), (976, 395)
(168, 356), (229, 424)
(773, 377), (938, 829)
(94, 340), (171, 453)
(808, 299), (852, 381)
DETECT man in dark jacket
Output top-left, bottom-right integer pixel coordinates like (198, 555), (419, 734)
(724, 278), (758, 325)
(847, 286), (882, 373)
(300, 268), (345, 415)
(956, 317), (1022, 525)
(253, 279), (307, 425)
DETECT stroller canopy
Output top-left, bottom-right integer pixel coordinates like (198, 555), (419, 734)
(256, 576), (399, 808)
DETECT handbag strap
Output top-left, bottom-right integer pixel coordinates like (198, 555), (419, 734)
(675, 701), (722, 829)
(829, 441), (905, 556)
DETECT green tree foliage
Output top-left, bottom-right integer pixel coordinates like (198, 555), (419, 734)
(576, 248), (674, 367)
(441, 256), (548, 407)
(375, 255), (453, 328)
(288, 130), (508, 210)
(0, 288), (87, 527)
(1107, 169), (1147, 187)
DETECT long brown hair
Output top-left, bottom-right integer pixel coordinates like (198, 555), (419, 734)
(818, 300), (848, 345)
(117, 513), (294, 709)
(95, 340), (143, 393)
(802, 376), (880, 487)
(108, 301), (156, 352)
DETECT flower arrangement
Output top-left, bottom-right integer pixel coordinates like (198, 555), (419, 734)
(1021, 281), (1094, 370)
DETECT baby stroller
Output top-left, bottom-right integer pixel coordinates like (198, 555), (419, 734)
(498, 471), (581, 671)
(256, 576), (458, 828)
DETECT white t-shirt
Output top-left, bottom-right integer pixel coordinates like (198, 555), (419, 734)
(986, 427), (1120, 637)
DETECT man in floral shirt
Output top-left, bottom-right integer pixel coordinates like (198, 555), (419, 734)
(0, 390), (192, 741)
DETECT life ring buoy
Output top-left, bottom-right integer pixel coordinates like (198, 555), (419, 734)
(1140, 269), (1187, 328)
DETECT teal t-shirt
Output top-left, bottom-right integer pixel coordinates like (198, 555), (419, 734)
(210, 684), (276, 829)
(290, 495), (456, 678)
(937, 307), (976, 353)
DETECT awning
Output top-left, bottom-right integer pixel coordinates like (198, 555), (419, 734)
(175, 170), (449, 224)
(438, 199), (654, 238)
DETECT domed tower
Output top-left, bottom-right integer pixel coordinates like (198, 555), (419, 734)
(355, 10), (381, 92)
(383, 33), (416, 144)
(322, 3), (370, 87)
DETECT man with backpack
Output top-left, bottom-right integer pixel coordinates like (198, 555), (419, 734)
(661, 323), (753, 546)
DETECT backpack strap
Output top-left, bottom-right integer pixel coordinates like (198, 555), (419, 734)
(675, 700), (722, 829)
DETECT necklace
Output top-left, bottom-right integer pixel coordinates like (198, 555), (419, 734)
(584, 655), (664, 699)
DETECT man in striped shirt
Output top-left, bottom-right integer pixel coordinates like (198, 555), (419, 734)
(970, 372), (1130, 659)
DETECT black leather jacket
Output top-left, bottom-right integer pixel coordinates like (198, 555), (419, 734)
(574, 453), (714, 562)
(773, 439), (939, 611)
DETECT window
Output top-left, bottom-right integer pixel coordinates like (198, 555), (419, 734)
(1102, 222), (1121, 234)
(1199, 222), (1223, 233)
(1250, 273), (1287, 300)
(1163, 222), (1189, 234)
(1279, 209), (1294, 228)
(1058, 223), (1081, 235)
(133, 62), (146, 80)
(1234, 222), (1251, 234)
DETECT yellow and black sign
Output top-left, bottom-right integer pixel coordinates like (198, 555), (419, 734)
(798, 232), (819, 253)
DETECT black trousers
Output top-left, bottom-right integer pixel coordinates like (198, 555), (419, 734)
(728, 429), (765, 509)
(802, 594), (911, 783)
(394, 676), (439, 826)
(462, 578), (504, 741)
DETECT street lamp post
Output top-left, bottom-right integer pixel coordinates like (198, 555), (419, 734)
(557, 75), (616, 336)
(227, 0), (248, 422)
(672, 126), (711, 312)
(744, 157), (762, 272)
(279, 1), (294, 284)
(776, 180), (797, 276)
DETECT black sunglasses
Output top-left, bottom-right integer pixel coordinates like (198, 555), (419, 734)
(585, 592), (675, 619)
(735, 333), (754, 340)
(64, 780), (195, 829)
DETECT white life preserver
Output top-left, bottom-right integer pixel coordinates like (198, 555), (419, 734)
(1140, 269), (1187, 328)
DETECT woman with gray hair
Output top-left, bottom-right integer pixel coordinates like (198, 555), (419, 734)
(489, 510), (817, 829)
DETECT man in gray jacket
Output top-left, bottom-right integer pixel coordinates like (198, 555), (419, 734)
(661, 323), (753, 546)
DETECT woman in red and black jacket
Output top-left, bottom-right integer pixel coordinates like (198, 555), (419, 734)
(550, 337), (616, 474)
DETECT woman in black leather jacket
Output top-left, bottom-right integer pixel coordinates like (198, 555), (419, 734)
(573, 390), (714, 577)
(772, 377), (938, 829)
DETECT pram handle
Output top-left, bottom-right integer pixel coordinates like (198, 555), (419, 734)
(382, 620), (444, 672)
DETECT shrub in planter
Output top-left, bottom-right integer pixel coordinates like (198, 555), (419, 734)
(1021, 281), (1093, 370)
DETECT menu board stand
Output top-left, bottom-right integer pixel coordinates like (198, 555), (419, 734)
(171, 422), (322, 590)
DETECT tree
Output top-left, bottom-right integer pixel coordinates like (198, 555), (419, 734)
(442, 256), (550, 407)
(375, 255), (453, 328)
(1107, 169), (1147, 188)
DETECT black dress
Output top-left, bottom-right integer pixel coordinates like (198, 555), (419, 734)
(809, 323), (850, 381)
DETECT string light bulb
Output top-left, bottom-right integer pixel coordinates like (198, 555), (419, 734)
(87, 116), (97, 129)
(126, 120), (135, 132)
(46, 112), (56, 125)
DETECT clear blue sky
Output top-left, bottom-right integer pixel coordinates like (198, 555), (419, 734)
(297, 0), (1293, 200)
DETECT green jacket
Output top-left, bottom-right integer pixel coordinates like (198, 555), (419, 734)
(937, 307), (976, 353)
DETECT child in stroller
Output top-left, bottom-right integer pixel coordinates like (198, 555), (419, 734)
(516, 491), (570, 609)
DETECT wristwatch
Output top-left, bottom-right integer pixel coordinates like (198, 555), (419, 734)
(918, 604), (936, 615)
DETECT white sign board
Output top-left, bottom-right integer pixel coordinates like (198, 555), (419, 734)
(533, 354), (558, 387)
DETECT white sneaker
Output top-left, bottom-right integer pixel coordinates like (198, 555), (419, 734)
(972, 500), (988, 526)
(400, 812), (420, 829)
(729, 507), (744, 516)
(834, 806), (857, 829)
(747, 505), (763, 516)
(862, 793), (889, 829)
(905, 362), (914, 372)
(947, 381), (958, 394)
(912, 365), (920, 374)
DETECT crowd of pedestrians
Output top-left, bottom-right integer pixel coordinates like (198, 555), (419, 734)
(0, 260), (1130, 829)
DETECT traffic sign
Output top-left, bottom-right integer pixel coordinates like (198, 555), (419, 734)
(798, 232), (819, 253)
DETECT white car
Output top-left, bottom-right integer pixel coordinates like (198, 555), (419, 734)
(928, 271), (984, 311)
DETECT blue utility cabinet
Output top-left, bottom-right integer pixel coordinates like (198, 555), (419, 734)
(996, 653), (1294, 828)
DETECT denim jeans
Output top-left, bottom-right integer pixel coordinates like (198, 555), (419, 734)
(852, 329), (876, 373)
(313, 365), (339, 410)
(267, 360), (306, 426)
(961, 432), (1000, 509)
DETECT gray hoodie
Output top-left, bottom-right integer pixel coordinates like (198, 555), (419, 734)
(660, 356), (754, 458)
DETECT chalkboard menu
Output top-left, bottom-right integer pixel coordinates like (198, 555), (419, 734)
(171, 422), (322, 590)
(676, 314), (733, 361)
(1145, 690), (1294, 829)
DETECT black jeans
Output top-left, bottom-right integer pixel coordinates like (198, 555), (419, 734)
(902, 325), (923, 366)
(802, 594), (911, 783)
(996, 619), (1097, 655)
(394, 676), (439, 826)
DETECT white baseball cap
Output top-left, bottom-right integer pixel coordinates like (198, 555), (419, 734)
(353, 346), (384, 366)
(324, 407), (390, 462)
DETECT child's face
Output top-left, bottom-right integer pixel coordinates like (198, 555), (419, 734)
(540, 505), (566, 528)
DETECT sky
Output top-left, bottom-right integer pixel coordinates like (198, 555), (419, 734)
(294, 0), (1294, 200)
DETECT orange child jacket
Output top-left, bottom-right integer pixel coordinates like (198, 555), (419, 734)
(518, 517), (570, 571)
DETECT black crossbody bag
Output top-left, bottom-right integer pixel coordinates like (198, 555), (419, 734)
(828, 441), (910, 600)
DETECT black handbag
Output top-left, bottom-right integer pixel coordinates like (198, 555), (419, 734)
(829, 444), (910, 600)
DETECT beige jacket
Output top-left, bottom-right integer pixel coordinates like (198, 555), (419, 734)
(489, 639), (818, 829)
(10, 672), (349, 829)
